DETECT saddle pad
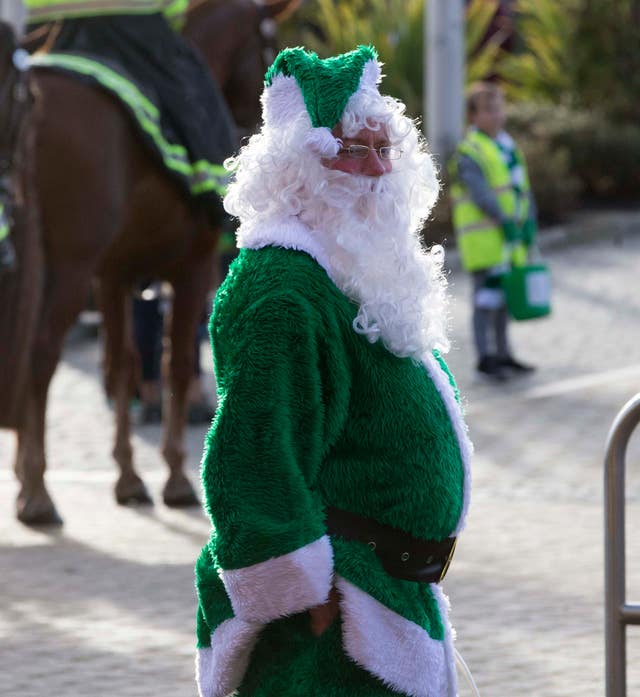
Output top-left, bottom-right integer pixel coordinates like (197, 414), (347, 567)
(29, 50), (230, 198)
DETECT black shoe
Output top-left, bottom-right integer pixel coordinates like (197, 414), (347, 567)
(0, 236), (16, 275)
(476, 355), (509, 382)
(499, 356), (536, 374)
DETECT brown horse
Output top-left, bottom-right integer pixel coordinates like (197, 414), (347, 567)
(0, 0), (298, 526)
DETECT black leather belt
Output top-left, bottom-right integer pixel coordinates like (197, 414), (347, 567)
(325, 506), (457, 584)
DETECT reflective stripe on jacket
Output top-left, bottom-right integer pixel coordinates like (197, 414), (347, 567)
(450, 129), (530, 272)
(24, 0), (187, 29)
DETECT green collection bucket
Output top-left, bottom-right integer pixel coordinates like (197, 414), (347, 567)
(502, 262), (552, 320)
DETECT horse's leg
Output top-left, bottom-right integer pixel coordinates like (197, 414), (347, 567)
(97, 278), (152, 505)
(15, 264), (94, 525)
(161, 252), (216, 507)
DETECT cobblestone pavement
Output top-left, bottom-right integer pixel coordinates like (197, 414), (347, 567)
(2, 226), (640, 697)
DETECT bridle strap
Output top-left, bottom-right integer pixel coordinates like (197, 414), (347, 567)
(0, 61), (30, 176)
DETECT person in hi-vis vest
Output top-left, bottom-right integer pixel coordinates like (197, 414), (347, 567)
(450, 81), (538, 382)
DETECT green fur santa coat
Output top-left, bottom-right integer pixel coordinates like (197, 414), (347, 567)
(195, 216), (472, 697)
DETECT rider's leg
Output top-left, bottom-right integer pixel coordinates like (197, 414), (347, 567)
(132, 284), (164, 423)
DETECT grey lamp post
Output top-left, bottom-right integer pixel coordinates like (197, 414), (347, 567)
(0, 0), (26, 35)
(425, 0), (465, 167)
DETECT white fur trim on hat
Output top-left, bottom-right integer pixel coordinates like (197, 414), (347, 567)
(261, 73), (310, 129)
(359, 59), (382, 91)
(304, 127), (341, 158)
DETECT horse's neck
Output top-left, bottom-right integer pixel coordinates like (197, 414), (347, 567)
(185, 0), (224, 17)
(184, 0), (242, 42)
(183, 0), (247, 85)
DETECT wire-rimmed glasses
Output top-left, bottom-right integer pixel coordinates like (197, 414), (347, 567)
(337, 144), (403, 160)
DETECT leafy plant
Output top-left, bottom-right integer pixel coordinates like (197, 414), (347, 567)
(465, 0), (504, 83)
(496, 0), (578, 103)
(507, 102), (640, 204)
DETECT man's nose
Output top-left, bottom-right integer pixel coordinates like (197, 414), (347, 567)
(362, 150), (388, 177)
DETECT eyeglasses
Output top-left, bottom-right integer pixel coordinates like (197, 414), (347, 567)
(337, 144), (403, 161)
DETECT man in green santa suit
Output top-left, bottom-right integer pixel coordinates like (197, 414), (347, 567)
(195, 45), (473, 697)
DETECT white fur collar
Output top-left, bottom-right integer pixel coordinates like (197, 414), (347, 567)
(235, 214), (334, 279)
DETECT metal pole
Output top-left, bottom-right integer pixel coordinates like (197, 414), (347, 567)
(425, 0), (465, 167)
(604, 393), (640, 697)
(0, 0), (26, 35)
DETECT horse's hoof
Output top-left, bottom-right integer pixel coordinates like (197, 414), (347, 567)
(163, 473), (200, 508)
(17, 495), (64, 527)
(115, 475), (153, 506)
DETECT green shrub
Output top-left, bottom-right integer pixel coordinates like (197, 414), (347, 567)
(507, 102), (640, 205)
(557, 122), (640, 201)
(496, 0), (578, 104)
(516, 136), (581, 224)
(571, 1), (640, 123)
(504, 103), (581, 222)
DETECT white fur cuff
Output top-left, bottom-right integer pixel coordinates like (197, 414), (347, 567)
(221, 536), (333, 623)
(196, 618), (262, 697)
(336, 576), (457, 697)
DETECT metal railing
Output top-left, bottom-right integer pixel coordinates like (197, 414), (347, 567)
(605, 393), (640, 697)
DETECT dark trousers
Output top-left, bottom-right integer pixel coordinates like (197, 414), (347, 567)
(132, 294), (164, 382)
(471, 270), (511, 362)
(132, 293), (207, 384)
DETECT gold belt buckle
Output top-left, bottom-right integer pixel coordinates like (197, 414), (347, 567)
(437, 537), (457, 583)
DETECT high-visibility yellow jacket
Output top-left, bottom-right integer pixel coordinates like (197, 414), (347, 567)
(25, 0), (188, 30)
(450, 129), (530, 272)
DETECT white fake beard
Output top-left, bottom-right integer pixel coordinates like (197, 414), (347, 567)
(300, 166), (450, 360)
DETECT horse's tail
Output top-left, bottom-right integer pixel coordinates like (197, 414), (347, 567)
(0, 26), (43, 429)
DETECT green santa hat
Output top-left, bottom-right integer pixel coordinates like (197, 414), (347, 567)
(261, 45), (383, 157)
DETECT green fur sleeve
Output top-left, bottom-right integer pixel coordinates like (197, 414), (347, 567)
(201, 290), (334, 571)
